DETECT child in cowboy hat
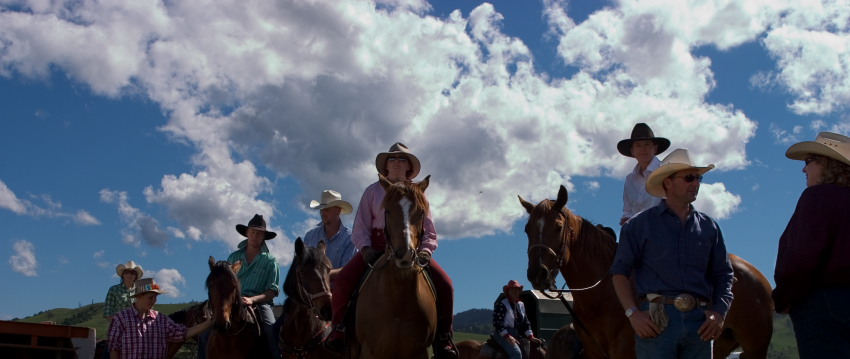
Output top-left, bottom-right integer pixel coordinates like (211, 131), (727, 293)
(103, 260), (144, 322)
(197, 214), (281, 359)
(108, 278), (212, 359)
(612, 148), (734, 359)
(774, 132), (850, 358)
(617, 123), (671, 226)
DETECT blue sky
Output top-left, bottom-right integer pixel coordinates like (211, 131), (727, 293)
(2, 0), (849, 321)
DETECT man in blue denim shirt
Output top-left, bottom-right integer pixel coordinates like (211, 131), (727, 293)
(611, 149), (734, 359)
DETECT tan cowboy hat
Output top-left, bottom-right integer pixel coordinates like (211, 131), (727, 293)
(235, 214), (277, 240)
(646, 148), (715, 198)
(116, 260), (144, 278)
(309, 190), (353, 215)
(132, 278), (166, 297)
(786, 132), (850, 166)
(617, 123), (671, 157)
(375, 142), (421, 179)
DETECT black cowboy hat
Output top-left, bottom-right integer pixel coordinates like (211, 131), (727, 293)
(617, 123), (671, 157)
(235, 214), (277, 240)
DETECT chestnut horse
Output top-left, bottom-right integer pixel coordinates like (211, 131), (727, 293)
(352, 174), (438, 358)
(279, 237), (334, 359)
(206, 256), (264, 359)
(457, 339), (546, 359)
(518, 185), (774, 359)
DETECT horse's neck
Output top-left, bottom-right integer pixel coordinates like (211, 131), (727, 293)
(561, 221), (615, 290)
(282, 299), (327, 343)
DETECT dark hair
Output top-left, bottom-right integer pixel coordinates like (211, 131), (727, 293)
(811, 154), (850, 187)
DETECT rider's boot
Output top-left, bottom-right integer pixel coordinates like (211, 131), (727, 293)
(323, 325), (345, 354)
(433, 331), (458, 359)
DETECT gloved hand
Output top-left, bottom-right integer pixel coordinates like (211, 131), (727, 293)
(416, 250), (431, 267)
(361, 246), (380, 264)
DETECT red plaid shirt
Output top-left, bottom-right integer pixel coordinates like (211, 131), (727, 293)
(108, 307), (187, 359)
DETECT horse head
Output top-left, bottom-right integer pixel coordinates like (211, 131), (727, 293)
(206, 256), (242, 332)
(380, 173), (430, 269)
(518, 185), (572, 291)
(282, 237), (333, 320)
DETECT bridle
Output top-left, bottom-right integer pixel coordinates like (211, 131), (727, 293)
(383, 209), (427, 269)
(527, 207), (572, 293)
(291, 257), (332, 312)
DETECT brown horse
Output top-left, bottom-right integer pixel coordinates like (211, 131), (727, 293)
(456, 339), (546, 359)
(518, 185), (774, 359)
(279, 237), (334, 359)
(165, 300), (208, 358)
(352, 174), (438, 359)
(206, 256), (263, 359)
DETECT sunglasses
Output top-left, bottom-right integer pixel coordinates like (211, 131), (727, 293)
(804, 158), (816, 166)
(671, 174), (703, 183)
(387, 156), (408, 162)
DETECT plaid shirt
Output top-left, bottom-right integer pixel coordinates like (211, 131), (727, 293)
(108, 307), (187, 359)
(103, 283), (134, 318)
(228, 240), (280, 299)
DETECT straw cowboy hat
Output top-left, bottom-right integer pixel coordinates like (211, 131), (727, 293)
(503, 280), (524, 292)
(785, 132), (850, 167)
(375, 142), (421, 179)
(236, 214), (277, 240)
(646, 148), (715, 198)
(132, 278), (166, 297)
(617, 123), (671, 157)
(309, 190), (353, 215)
(116, 260), (144, 278)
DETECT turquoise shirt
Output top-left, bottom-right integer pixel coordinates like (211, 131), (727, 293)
(103, 283), (135, 317)
(227, 240), (280, 301)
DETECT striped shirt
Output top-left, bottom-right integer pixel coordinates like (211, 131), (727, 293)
(103, 283), (135, 318)
(303, 222), (356, 269)
(228, 240), (280, 299)
(108, 307), (187, 359)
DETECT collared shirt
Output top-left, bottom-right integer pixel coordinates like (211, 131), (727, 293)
(611, 200), (734, 315)
(303, 221), (356, 269)
(228, 240), (280, 299)
(351, 181), (438, 255)
(104, 283), (135, 318)
(622, 157), (662, 220)
(108, 307), (187, 359)
(773, 184), (850, 312)
(493, 298), (533, 338)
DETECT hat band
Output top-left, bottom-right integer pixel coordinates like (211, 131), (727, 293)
(139, 283), (160, 292)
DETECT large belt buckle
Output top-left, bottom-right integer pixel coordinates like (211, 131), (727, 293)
(673, 293), (697, 312)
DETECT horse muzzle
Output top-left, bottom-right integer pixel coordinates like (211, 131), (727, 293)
(528, 264), (556, 291)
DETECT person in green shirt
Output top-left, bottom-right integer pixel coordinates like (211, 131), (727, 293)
(103, 260), (144, 322)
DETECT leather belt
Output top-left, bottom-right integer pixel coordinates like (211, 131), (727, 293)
(644, 293), (709, 312)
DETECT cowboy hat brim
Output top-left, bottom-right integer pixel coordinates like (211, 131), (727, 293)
(786, 140), (850, 167)
(617, 137), (671, 157)
(236, 224), (278, 240)
(646, 163), (715, 198)
(309, 199), (353, 215)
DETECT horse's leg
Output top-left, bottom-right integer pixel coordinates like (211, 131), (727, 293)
(165, 340), (184, 359)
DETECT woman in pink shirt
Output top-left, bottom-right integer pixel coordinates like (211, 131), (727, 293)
(324, 142), (457, 359)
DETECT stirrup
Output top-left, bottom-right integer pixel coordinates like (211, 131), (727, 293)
(433, 333), (458, 359)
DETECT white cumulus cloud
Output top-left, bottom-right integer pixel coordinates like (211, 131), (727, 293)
(10, 240), (37, 277)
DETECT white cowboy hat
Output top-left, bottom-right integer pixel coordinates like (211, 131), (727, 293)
(116, 260), (144, 278)
(375, 142), (421, 179)
(785, 132), (850, 166)
(132, 278), (166, 297)
(309, 190), (353, 215)
(646, 148), (715, 198)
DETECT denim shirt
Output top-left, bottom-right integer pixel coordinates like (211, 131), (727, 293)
(611, 200), (734, 315)
(303, 222), (356, 269)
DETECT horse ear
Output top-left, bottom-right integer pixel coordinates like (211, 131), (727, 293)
(317, 240), (327, 253)
(378, 173), (392, 190)
(295, 237), (304, 256)
(418, 175), (430, 192)
(518, 195), (535, 214)
(554, 185), (568, 211)
(208, 256), (215, 270)
(231, 260), (242, 273)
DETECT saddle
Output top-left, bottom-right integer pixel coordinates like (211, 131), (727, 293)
(479, 336), (532, 359)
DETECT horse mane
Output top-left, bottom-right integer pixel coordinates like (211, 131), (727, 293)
(382, 180), (430, 214)
(569, 210), (618, 262)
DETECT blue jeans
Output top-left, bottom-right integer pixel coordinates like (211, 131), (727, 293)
(493, 330), (523, 359)
(789, 287), (850, 359)
(198, 302), (279, 359)
(635, 303), (711, 359)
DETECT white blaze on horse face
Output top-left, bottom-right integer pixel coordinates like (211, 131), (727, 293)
(535, 218), (545, 242)
(400, 196), (414, 250)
